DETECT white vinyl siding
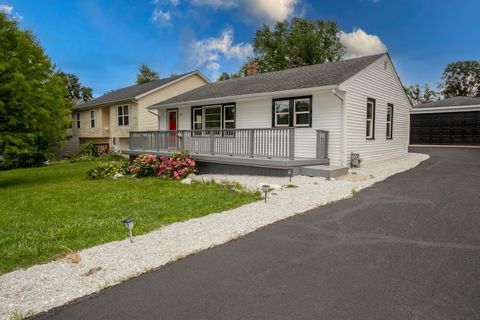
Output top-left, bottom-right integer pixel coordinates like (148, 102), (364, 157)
(343, 55), (410, 164)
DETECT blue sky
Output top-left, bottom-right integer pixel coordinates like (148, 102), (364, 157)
(2, 0), (479, 96)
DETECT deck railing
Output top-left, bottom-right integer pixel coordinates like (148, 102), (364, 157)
(129, 128), (329, 160)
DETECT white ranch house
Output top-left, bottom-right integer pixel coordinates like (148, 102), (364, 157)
(125, 53), (411, 177)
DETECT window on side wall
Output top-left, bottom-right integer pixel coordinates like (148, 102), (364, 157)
(366, 98), (375, 139)
(76, 112), (81, 129)
(272, 96), (311, 127)
(117, 105), (129, 126)
(386, 103), (393, 139)
(90, 110), (96, 128)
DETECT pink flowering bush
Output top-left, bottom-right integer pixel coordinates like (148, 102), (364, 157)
(129, 152), (197, 179)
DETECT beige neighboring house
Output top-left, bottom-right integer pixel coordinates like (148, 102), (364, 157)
(71, 71), (209, 153)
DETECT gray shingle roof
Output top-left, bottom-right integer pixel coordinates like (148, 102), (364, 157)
(73, 71), (198, 110)
(414, 96), (480, 108)
(152, 53), (386, 107)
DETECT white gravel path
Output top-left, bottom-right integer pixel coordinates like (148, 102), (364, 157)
(0, 153), (429, 319)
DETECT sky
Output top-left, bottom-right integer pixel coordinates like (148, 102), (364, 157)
(1, 0), (479, 96)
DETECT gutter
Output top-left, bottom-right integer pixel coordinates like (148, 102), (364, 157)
(332, 88), (348, 167)
(410, 104), (480, 114)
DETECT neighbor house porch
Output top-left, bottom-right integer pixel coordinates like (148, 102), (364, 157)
(124, 128), (348, 177)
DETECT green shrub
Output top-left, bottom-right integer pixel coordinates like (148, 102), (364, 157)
(0, 145), (47, 170)
(80, 143), (99, 157)
(98, 154), (128, 163)
(69, 155), (96, 163)
(87, 161), (129, 179)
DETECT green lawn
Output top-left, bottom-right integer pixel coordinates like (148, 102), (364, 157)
(0, 161), (260, 274)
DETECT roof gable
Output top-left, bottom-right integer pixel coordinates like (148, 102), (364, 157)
(73, 71), (208, 110)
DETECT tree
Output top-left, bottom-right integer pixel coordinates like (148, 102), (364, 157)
(58, 72), (93, 101)
(404, 83), (440, 106)
(218, 72), (230, 81)
(0, 13), (71, 168)
(136, 64), (160, 84)
(250, 18), (345, 73)
(438, 61), (480, 98)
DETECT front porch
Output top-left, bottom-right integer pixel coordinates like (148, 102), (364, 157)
(124, 128), (348, 177)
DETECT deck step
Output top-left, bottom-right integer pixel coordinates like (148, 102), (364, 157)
(299, 165), (349, 178)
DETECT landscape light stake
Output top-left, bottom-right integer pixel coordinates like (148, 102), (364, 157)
(288, 169), (293, 182)
(122, 218), (135, 243)
(261, 184), (270, 203)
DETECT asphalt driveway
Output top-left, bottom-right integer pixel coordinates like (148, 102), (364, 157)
(35, 147), (480, 320)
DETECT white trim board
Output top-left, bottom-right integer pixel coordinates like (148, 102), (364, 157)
(411, 105), (480, 114)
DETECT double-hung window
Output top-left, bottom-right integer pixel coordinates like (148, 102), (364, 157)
(76, 112), (81, 129)
(191, 104), (236, 134)
(274, 100), (290, 126)
(90, 110), (96, 128)
(386, 103), (393, 139)
(366, 98), (375, 139)
(273, 96), (311, 127)
(117, 105), (129, 126)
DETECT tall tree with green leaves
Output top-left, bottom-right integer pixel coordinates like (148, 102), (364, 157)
(404, 83), (440, 106)
(438, 61), (480, 98)
(58, 72), (93, 101)
(136, 64), (160, 84)
(0, 12), (71, 168)
(249, 18), (345, 73)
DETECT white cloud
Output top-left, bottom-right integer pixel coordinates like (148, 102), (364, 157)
(153, 0), (180, 5)
(244, 0), (299, 22)
(189, 29), (253, 79)
(190, 0), (299, 22)
(151, 8), (172, 25)
(339, 28), (387, 59)
(190, 0), (237, 8)
(0, 4), (13, 14)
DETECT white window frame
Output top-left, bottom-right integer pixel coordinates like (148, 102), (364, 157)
(294, 98), (311, 127)
(274, 100), (290, 127)
(366, 99), (375, 139)
(386, 104), (393, 139)
(76, 112), (81, 129)
(223, 104), (235, 129)
(90, 110), (96, 128)
(117, 105), (129, 127)
(203, 105), (222, 130)
(192, 107), (203, 130)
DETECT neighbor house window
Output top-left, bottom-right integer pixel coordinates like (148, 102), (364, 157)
(191, 104), (236, 132)
(366, 98), (375, 139)
(273, 96), (312, 127)
(90, 110), (96, 128)
(117, 105), (129, 126)
(76, 112), (80, 129)
(386, 103), (393, 139)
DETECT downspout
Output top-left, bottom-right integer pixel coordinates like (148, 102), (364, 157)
(332, 88), (347, 167)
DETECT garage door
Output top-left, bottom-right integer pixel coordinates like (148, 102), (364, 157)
(410, 111), (480, 145)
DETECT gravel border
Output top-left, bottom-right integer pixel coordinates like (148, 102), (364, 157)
(0, 153), (429, 319)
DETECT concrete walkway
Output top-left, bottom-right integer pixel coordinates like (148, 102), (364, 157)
(34, 147), (480, 320)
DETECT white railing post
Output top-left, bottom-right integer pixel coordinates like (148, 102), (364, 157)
(289, 128), (295, 160)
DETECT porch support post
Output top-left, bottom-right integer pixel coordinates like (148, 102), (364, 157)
(209, 130), (215, 155)
(249, 129), (255, 158)
(289, 128), (295, 160)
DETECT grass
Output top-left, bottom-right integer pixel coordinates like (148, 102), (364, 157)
(0, 161), (261, 274)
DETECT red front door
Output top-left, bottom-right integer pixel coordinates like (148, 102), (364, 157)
(167, 110), (177, 148)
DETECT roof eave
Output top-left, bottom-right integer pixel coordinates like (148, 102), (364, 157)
(411, 104), (480, 114)
(72, 98), (137, 111)
(147, 85), (339, 109)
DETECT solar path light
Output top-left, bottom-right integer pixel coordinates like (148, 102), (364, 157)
(261, 184), (270, 203)
(287, 169), (293, 182)
(122, 218), (135, 243)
